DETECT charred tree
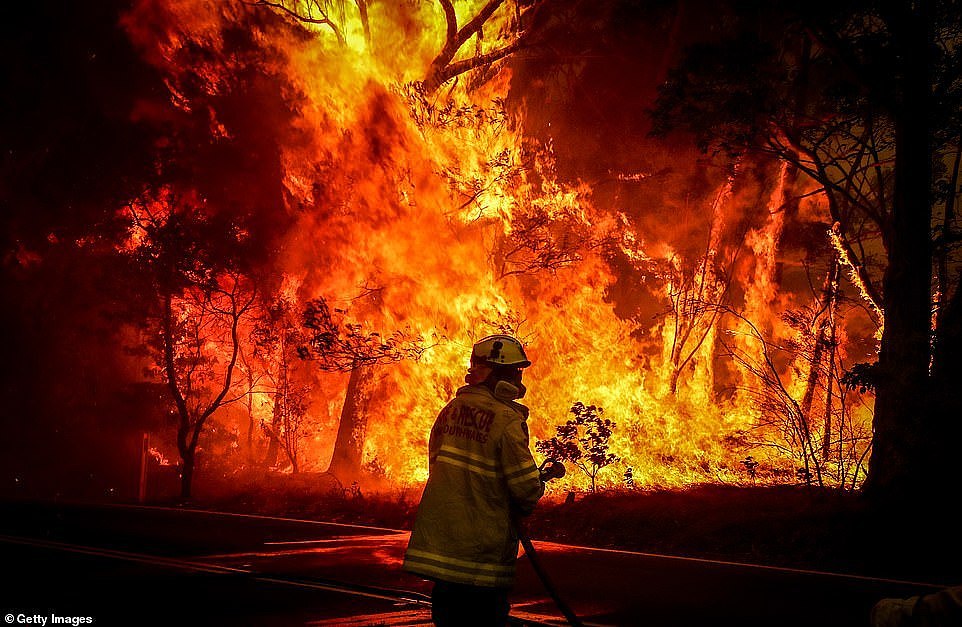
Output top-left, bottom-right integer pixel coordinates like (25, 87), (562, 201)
(263, 382), (284, 468)
(237, 343), (260, 468)
(797, 259), (842, 438)
(935, 140), (962, 327)
(263, 335), (312, 474)
(820, 263), (842, 461)
(355, 0), (371, 49)
(931, 139), (962, 475)
(722, 307), (867, 488)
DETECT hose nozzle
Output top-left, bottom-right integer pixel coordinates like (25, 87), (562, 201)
(539, 459), (566, 482)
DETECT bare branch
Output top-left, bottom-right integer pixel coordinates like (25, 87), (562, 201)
(423, 0), (540, 91)
(250, 0), (346, 45)
(438, 0), (458, 53)
(430, 39), (524, 90)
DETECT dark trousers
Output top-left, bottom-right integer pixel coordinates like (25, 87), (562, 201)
(430, 580), (511, 627)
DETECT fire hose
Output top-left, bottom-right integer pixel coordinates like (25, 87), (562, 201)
(512, 459), (585, 627)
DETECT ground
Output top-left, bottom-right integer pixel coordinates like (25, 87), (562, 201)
(174, 473), (959, 584)
(1, 500), (949, 626)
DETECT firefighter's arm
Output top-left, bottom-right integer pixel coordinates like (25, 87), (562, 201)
(499, 417), (545, 516)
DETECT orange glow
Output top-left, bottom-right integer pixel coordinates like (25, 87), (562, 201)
(121, 1), (874, 491)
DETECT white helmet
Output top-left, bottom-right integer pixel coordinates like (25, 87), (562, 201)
(471, 334), (531, 368)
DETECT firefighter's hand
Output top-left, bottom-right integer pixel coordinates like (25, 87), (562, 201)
(539, 459), (565, 482)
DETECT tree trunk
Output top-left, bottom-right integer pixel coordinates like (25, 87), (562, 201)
(165, 293), (197, 501)
(668, 367), (681, 396)
(930, 139), (962, 494)
(245, 367), (256, 468)
(263, 392), (283, 468)
(821, 329), (837, 462)
(931, 268), (962, 486)
(797, 259), (841, 461)
(356, 0), (371, 50)
(935, 140), (961, 322)
(327, 363), (373, 483)
(820, 262), (841, 463)
(865, 3), (933, 501)
(180, 449), (194, 500)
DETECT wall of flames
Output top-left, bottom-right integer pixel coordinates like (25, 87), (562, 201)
(121, 1), (876, 491)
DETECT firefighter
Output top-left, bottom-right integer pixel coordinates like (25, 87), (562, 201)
(403, 334), (545, 627)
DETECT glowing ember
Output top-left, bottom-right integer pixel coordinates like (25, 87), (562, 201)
(149, 447), (172, 466)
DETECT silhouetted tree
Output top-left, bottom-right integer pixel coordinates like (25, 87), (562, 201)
(721, 306), (872, 489)
(125, 193), (257, 499)
(251, 0), (347, 44)
(536, 402), (619, 492)
(423, 0), (547, 92)
(652, 0), (962, 500)
(256, 0), (547, 90)
(298, 296), (426, 482)
(250, 295), (315, 473)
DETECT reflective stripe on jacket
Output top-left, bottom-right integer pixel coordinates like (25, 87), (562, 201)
(403, 383), (544, 587)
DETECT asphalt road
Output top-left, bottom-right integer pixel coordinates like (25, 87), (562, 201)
(0, 501), (951, 626)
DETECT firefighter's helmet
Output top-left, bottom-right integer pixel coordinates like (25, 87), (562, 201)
(471, 334), (531, 368)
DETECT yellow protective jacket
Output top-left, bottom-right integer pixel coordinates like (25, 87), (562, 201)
(403, 382), (545, 588)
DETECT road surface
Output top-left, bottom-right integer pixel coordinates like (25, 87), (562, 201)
(0, 501), (950, 626)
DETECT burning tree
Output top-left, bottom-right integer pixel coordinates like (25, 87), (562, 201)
(299, 297), (426, 483)
(264, 378), (312, 474)
(257, 0), (546, 92)
(662, 253), (731, 396)
(536, 402), (619, 492)
(422, 0), (548, 92)
(652, 0), (962, 500)
(615, 170), (745, 398)
(249, 295), (315, 473)
(19, 0), (938, 497)
(660, 193), (741, 396)
(403, 88), (524, 225)
(721, 298), (873, 489)
(787, 259), (846, 466)
(495, 203), (606, 280)
(250, 1), (351, 46)
(125, 193), (257, 499)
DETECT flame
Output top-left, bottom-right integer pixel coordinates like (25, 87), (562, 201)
(149, 447), (172, 466)
(830, 222), (884, 337)
(119, 1), (875, 491)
